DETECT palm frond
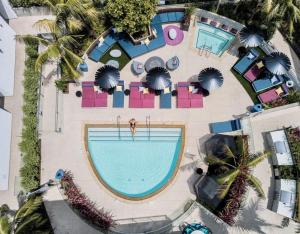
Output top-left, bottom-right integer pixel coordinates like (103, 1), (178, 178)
(247, 152), (270, 168)
(63, 47), (83, 64)
(216, 169), (240, 185)
(205, 155), (235, 169)
(217, 176), (235, 200)
(61, 57), (80, 79)
(247, 174), (265, 199)
(34, 19), (60, 35)
(262, 0), (273, 13)
(0, 216), (10, 234)
(57, 35), (80, 48)
(66, 19), (84, 33)
(17, 35), (49, 46)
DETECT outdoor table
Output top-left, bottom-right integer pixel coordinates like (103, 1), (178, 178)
(252, 104), (263, 112)
(110, 49), (122, 58)
(145, 56), (165, 72)
(106, 60), (120, 69)
(79, 62), (88, 72)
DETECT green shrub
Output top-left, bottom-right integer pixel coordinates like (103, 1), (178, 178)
(19, 42), (41, 192)
(9, 0), (43, 7)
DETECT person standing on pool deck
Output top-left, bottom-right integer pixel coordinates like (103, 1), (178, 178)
(129, 118), (137, 135)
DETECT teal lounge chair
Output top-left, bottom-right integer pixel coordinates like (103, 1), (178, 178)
(160, 85), (172, 109)
(210, 119), (242, 133)
(113, 80), (124, 108)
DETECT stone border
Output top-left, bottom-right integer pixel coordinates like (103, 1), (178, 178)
(83, 123), (186, 201)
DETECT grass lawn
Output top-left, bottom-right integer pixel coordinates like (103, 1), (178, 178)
(100, 43), (131, 70)
(255, 46), (267, 59)
(231, 69), (260, 104)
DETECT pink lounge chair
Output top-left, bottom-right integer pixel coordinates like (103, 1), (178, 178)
(129, 82), (143, 108)
(258, 85), (289, 104)
(191, 98), (203, 108)
(230, 28), (238, 35)
(142, 91), (155, 108)
(142, 98), (154, 108)
(94, 92), (108, 107)
(129, 98), (143, 108)
(177, 98), (190, 108)
(81, 98), (94, 107)
(244, 64), (264, 82)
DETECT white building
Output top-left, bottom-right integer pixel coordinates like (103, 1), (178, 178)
(0, 0), (16, 97)
(0, 0), (16, 191)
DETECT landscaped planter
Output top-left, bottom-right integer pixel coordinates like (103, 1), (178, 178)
(129, 25), (154, 45)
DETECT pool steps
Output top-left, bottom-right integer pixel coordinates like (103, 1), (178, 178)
(88, 128), (182, 141)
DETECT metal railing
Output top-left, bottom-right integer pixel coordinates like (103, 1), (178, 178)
(146, 115), (151, 140)
(117, 115), (121, 139)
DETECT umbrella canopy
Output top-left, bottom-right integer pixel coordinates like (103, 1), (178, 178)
(239, 27), (264, 47)
(95, 65), (120, 89)
(146, 67), (171, 90)
(263, 52), (291, 75)
(198, 67), (224, 92)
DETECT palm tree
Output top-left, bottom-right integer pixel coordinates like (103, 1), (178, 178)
(206, 136), (269, 200)
(0, 216), (10, 234)
(40, 0), (100, 34)
(19, 20), (83, 81)
(0, 196), (53, 234)
(262, 0), (300, 37)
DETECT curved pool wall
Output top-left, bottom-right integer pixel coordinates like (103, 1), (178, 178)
(195, 22), (235, 56)
(84, 124), (185, 200)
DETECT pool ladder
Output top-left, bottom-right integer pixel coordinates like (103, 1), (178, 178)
(117, 115), (121, 139)
(146, 115), (150, 140)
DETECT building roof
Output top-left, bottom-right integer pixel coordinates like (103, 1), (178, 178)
(0, 108), (12, 191)
(269, 130), (293, 165)
(0, 0), (17, 20)
(0, 15), (16, 96)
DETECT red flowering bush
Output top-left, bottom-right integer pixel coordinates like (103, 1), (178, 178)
(61, 171), (114, 230)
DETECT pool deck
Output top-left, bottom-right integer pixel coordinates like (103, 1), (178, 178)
(2, 13), (300, 234)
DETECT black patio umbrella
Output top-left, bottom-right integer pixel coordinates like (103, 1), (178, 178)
(263, 52), (291, 75)
(239, 27), (264, 48)
(95, 65), (120, 89)
(146, 67), (171, 90)
(198, 67), (224, 93)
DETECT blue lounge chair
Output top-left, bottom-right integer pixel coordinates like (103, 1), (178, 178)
(175, 12), (184, 22)
(151, 14), (161, 25)
(210, 119), (242, 133)
(159, 13), (169, 23)
(160, 85), (172, 109)
(113, 80), (124, 108)
(233, 48), (260, 74)
(168, 12), (177, 22)
(88, 46), (104, 62)
(252, 74), (284, 93)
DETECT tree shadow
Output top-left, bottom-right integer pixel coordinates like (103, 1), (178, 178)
(197, 205), (230, 234)
(234, 198), (282, 233)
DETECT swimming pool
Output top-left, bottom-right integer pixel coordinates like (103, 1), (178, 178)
(195, 22), (235, 56)
(86, 125), (184, 200)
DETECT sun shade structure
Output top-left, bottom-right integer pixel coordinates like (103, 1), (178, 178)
(146, 67), (171, 90)
(263, 52), (291, 75)
(239, 27), (264, 48)
(198, 67), (224, 92)
(95, 65), (120, 89)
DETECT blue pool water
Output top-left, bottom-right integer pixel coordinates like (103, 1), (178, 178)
(195, 22), (235, 56)
(87, 127), (183, 199)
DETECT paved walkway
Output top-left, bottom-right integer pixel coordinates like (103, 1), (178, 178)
(0, 15), (54, 209)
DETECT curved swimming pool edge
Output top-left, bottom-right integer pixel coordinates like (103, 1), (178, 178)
(83, 123), (186, 201)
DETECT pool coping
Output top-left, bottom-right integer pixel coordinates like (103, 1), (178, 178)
(83, 123), (186, 201)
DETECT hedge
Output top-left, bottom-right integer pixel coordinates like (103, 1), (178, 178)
(9, 0), (43, 7)
(19, 41), (41, 191)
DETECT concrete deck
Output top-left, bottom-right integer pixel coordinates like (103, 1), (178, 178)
(2, 13), (300, 234)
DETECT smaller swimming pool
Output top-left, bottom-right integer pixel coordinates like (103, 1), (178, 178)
(195, 22), (235, 56)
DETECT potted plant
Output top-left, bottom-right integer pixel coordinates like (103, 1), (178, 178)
(182, 6), (195, 31)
